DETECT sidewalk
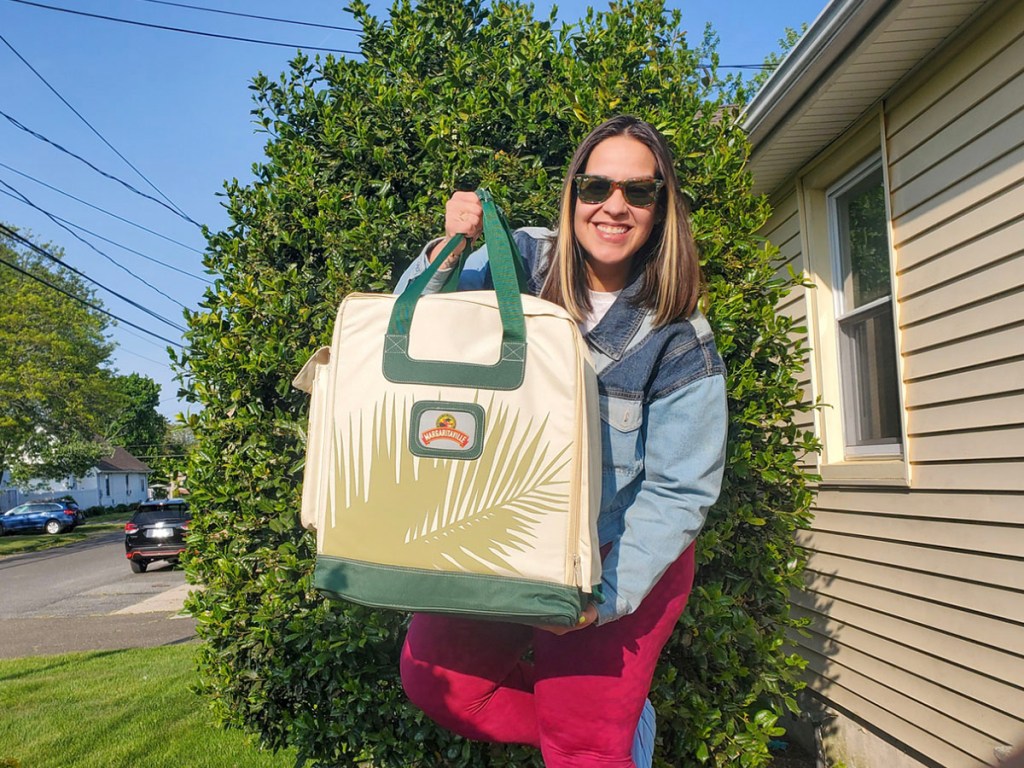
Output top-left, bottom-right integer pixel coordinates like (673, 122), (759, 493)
(1, 583), (196, 659)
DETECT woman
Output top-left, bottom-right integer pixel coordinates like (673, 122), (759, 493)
(396, 116), (728, 768)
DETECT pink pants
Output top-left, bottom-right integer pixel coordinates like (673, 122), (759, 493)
(400, 543), (695, 768)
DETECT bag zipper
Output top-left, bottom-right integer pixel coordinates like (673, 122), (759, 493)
(566, 329), (587, 589)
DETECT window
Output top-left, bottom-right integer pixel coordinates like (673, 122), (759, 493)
(105, 477), (110, 496)
(798, 114), (908, 484)
(827, 158), (902, 458)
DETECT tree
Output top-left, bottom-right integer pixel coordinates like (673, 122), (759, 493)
(738, 25), (807, 101)
(109, 373), (166, 463)
(178, 0), (817, 765)
(0, 227), (119, 484)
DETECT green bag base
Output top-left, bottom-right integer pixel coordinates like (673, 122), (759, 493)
(315, 555), (586, 627)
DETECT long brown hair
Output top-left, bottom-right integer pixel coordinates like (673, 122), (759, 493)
(540, 116), (701, 326)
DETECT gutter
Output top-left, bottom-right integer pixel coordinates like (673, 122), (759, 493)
(742, 0), (891, 148)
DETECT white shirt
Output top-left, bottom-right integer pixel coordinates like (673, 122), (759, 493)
(580, 288), (621, 334)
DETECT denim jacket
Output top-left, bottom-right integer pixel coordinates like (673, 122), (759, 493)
(396, 228), (728, 624)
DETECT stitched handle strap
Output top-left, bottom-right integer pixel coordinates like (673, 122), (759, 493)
(384, 189), (528, 390)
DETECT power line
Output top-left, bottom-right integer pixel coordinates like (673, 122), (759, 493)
(131, 0), (362, 33)
(115, 344), (175, 368)
(0, 240), (183, 348)
(0, 184), (210, 283)
(0, 161), (203, 255)
(0, 107), (199, 226)
(0, 222), (187, 333)
(117, 321), (180, 354)
(0, 180), (191, 311)
(0, 31), (193, 222)
(8, 0), (362, 55)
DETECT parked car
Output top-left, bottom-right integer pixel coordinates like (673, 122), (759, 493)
(0, 500), (81, 535)
(124, 499), (190, 573)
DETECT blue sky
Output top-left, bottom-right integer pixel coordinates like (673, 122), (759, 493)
(0, 0), (825, 421)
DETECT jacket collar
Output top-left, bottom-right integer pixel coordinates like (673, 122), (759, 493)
(584, 272), (647, 361)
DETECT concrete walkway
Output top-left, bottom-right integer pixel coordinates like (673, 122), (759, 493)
(0, 583), (196, 659)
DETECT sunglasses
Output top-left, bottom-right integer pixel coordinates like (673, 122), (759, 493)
(574, 175), (665, 208)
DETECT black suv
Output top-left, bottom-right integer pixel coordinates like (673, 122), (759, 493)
(124, 499), (190, 573)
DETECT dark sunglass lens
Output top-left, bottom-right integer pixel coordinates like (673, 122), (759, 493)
(577, 176), (612, 203)
(623, 181), (659, 207)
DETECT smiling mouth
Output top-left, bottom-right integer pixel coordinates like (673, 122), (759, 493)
(595, 223), (630, 235)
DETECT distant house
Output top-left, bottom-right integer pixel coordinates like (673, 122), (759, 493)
(0, 446), (151, 511)
(744, 0), (1024, 766)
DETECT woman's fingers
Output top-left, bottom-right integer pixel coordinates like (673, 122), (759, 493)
(445, 191), (483, 240)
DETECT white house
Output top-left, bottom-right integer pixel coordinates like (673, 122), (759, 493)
(0, 446), (151, 511)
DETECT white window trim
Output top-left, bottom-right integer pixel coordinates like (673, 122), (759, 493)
(826, 157), (902, 460)
(797, 110), (911, 487)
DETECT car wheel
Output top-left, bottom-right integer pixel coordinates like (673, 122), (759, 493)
(130, 559), (148, 573)
(44, 519), (62, 535)
(0, 523), (5, 536)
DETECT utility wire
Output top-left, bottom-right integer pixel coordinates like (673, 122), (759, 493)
(0, 162), (203, 255)
(0, 185), (210, 283)
(116, 344), (175, 368)
(0, 108), (199, 226)
(0, 246), (183, 348)
(0, 180), (191, 311)
(0, 31), (193, 222)
(8, 0), (362, 55)
(131, 0), (362, 33)
(0, 222), (187, 333)
(118, 320), (180, 354)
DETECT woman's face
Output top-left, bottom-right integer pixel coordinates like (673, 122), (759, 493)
(573, 135), (660, 292)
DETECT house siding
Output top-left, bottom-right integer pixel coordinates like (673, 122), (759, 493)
(764, 191), (819, 472)
(761, 2), (1024, 766)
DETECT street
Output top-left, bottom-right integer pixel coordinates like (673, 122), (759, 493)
(0, 532), (196, 658)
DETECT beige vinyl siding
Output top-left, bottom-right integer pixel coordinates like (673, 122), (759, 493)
(758, 2), (1024, 765)
(763, 192), (818, 470)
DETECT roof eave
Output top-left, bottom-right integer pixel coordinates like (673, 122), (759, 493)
(742, 0), (887, 148)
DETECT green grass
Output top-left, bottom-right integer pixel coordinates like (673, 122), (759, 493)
(0, 517), (126, 557)
(0, 645), (296, 768)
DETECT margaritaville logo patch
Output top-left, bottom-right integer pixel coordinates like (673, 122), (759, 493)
(421, 414), (471, 448)
(410, 401), (484, 460)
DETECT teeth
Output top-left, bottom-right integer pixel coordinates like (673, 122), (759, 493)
(597, 224), (628, 234)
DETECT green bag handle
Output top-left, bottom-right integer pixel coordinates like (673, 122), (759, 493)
(384, 189), (529, 390)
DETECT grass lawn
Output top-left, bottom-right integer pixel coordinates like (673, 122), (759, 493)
(0, 644), (296, 768)
(0, 514), (126, 557)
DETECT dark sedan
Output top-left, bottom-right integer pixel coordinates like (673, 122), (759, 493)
(124, 499), (190, 573)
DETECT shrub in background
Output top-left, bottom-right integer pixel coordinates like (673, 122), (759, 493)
(178, 0), (817, 765)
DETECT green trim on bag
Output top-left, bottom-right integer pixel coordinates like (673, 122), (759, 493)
(314, 555), (585, 627)
(383, 335), (526, 390)
(384, 189), (529, 390)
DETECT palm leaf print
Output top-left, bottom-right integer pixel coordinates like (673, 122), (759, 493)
(330, 395), (572, 576)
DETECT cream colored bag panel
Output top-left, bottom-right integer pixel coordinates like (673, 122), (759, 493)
(321, 291), (599, 588)
(292, 346), (332, 538)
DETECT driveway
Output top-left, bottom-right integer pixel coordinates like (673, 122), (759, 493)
(0, 532), (196, 658)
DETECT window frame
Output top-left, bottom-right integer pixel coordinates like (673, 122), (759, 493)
(796, 111), (910, 487)
(826, 156), (903, 459)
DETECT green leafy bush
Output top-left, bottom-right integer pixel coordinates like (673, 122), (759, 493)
(178, 0), (817, 765)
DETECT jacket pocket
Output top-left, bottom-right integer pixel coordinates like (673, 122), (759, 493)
(599, 394), (643, 480)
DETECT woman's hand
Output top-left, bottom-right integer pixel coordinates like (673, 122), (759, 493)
(428, 191), (484, 265)
(538, 603), (599, 635)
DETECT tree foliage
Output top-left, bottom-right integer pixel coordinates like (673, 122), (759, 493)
(179, 0), (817, 765)
(0, 227), (119, 484)
(109, 373), (166, 460)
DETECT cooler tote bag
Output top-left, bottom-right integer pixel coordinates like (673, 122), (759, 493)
(293, 190), (602, 626)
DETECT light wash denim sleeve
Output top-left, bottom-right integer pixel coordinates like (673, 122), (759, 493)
(394, 239), (492, 294)
(595, 374), (728, 625)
